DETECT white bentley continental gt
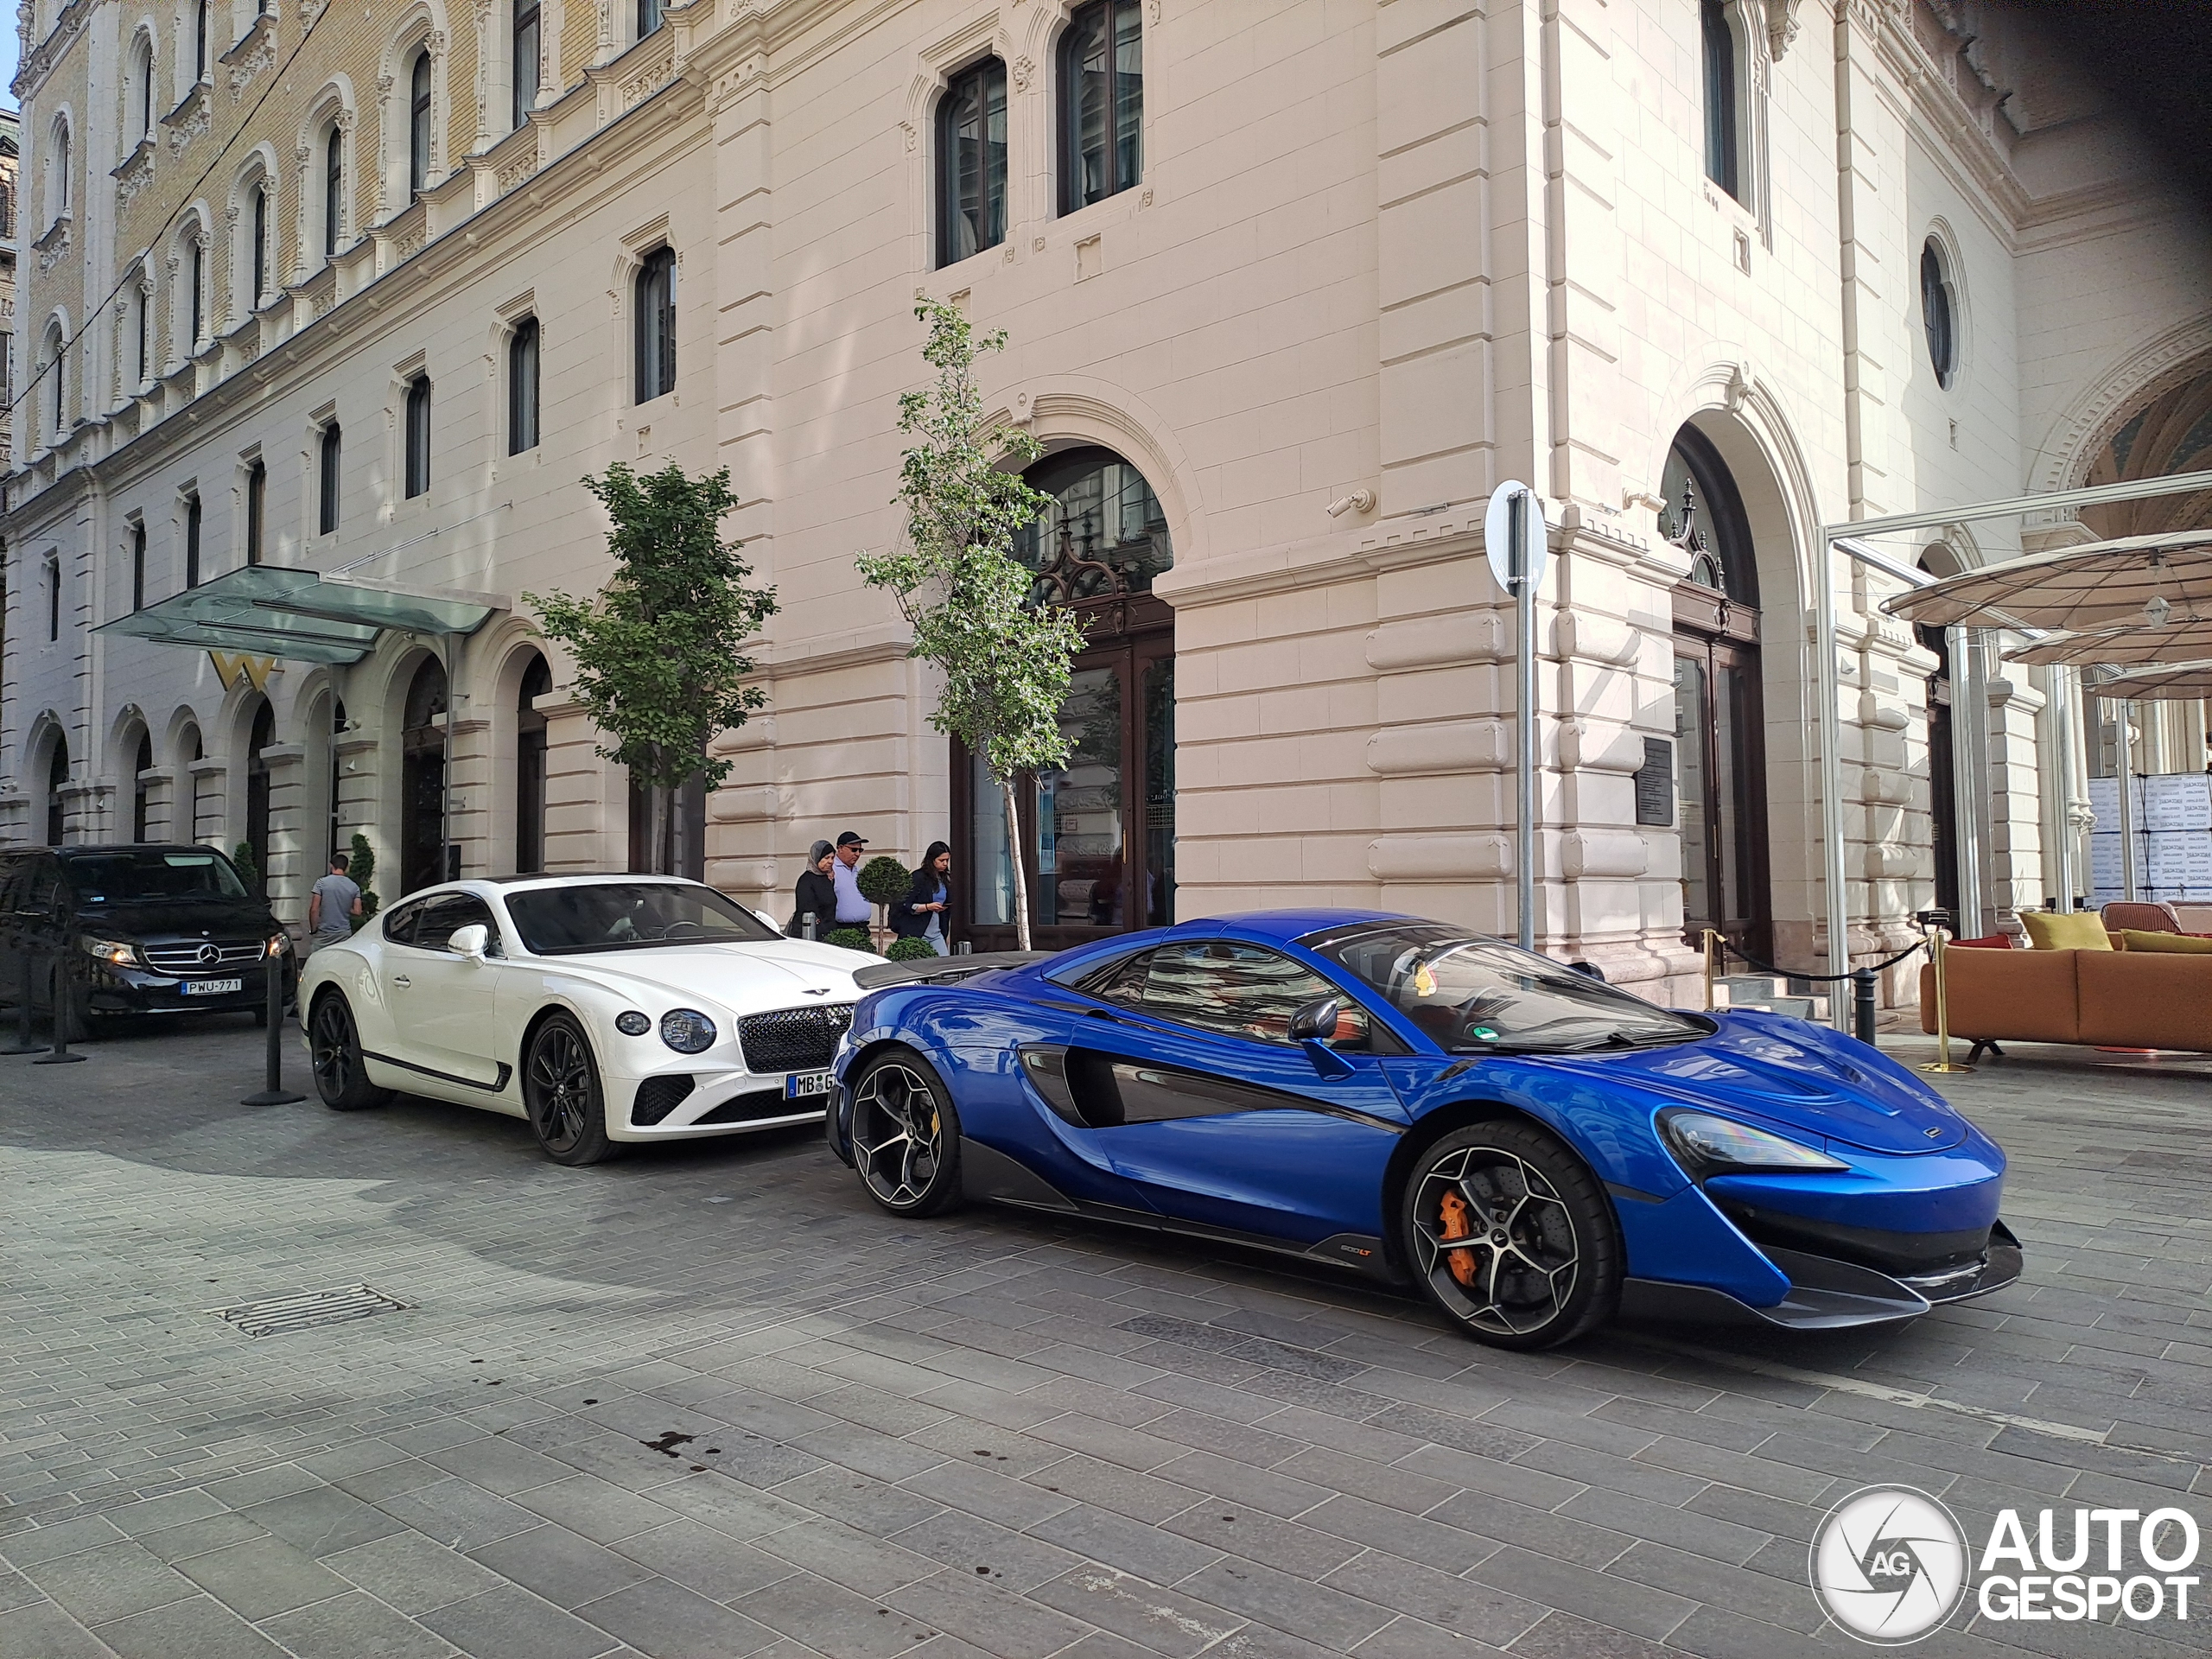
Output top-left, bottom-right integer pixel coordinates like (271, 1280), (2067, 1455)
(296, 874), (875, 1164)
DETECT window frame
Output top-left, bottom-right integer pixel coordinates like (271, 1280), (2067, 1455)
(409, 50), (433, 198)
(45, 554), (60, 641)
(936, 55), (1008, 268)
(508, 315), (540, 454)
(250, 183), (268, 306)
(632, 246), (676, 404)
(1057, 0), (1143, 216)
(512, 0), (540, 132)
(130, 520), (146, 611)
(1700, 0), (1741, 202)
(636, 0), (662, 42)
(245, 459), (267, 566)
(322, 122), (343, 257)
(1128, 939), (1375, 1052)
(403, 374), (432, 499)
(318, 422), (341, 533)
(183, 494), (202, 589)
(188, 238), (203, 350)
(1921, 238), (1957, 391)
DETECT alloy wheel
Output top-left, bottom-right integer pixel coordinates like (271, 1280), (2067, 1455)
(1412, 1145), (1581, 1338)
(310, 1000), (353, 1097)
(529, 1025), (590, 1155)
(852, 1063), (942, 1207)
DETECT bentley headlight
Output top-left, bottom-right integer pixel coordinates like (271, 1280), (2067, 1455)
(1658, 1109), (1847, 1178)
(660, 1009), (717, 1053)
(615, 1011), (652, 1037)
(81, 936), (141, 967)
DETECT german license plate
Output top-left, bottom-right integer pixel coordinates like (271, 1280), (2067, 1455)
(785, 1071), (832, 1100)
(184, 978), (244, 996)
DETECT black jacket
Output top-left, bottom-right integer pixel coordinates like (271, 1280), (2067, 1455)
(789, 869), (839, 938)
(891, 868), (951, 939)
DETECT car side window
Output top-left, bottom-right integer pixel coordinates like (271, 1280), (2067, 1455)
(1136, 941), (1372, 1050)
(1071, 949), (1153, 1008)
(381, 899), (425, 946)
(414, 893), (499, 955)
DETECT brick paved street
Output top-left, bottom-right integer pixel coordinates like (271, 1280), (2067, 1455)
(1, 1015), (2206, 1658)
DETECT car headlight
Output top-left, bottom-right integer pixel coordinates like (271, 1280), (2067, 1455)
(615, 1011), (652, 1037)
(266, 933), (289, 958)
(660, 1009), (717, 1053)
(1658, 1109), (1847, 1178)
(81, 936), (141, 967)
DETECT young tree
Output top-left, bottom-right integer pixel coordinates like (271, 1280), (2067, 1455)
(527, 464), (778, 874)
(859, 300), (1085, 950)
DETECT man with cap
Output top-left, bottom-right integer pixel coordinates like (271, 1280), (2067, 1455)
(831, 830), (873, 929)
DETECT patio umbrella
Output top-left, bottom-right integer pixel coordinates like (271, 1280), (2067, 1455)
(2006, 617), (2212, 666)
(2088, 659), (2212, 701)
(1881, 531), (2212, 630)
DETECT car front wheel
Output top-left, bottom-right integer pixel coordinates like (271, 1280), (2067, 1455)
(1401, 1119), (1620, 1351)
(524, 1014), (613, 1166)
(309, 993), (393, 1111)
(849, 1048), (963, 1217)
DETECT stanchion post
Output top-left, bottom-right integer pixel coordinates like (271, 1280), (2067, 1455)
(1851, 967), (1878, 1046)
(1918, 926), (1974, 1075)
(34, 953), (88, 1065)
(1, 948), (43, 1055)
(1701, 929), (1718, 1012)
(242, 945), (305, 1106)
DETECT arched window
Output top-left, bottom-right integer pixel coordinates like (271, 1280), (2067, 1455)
(508, 315), (539, 454)
(1700, 0), (1739, 201)
(512, 0), (539, 131)
(401, 655), (450, 893)
(1656, 429), (1758, 605)
(1012, 447), (1175, 601)
(637, 0), (662, 41)
(937, 58), (1007, 265)
(133, 277), (150, 385)
(46, 733), (70, 846)
(44, 325), (67, 438)
(319, 421), (341, 532)
(250, 182), (268, 304)
(194, 0), (210, 80)
(409, 50), (433, 197)
(44, 553), (61, 640)
(184, 493), (202, 588)
(132, 730), (154, 841)
(633, 247), (675, 404)
(516, 652), (551, 874)
(130, 520), (147, 610)
(131, 35), (156, 139)
(187, 237), (205, 349)
(322, 123), (343, 257)
(1058, 0), (1142, 213)
(1921, 239), (1956, 389)
(404, 374), (432, 498)
(245, 460), (266, 565)
(50, 120), (71, 223)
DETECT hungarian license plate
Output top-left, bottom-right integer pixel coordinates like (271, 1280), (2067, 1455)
(785, 1071), (833, 1100)
(184, 978), (244, 996)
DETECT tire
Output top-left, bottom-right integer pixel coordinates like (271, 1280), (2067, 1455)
(849, 1047), (963, 1217)
(308, 993), (394, 1111)
(523, 1013), (613, 1166)
(1400, 1119), (1621, 1351)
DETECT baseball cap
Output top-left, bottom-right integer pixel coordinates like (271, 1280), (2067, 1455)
(836, 830), (869, 849)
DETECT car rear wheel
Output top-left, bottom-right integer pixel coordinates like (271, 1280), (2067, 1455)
(850, 1048), (963, 1217)
(524, 1014), (613, 1166)
(309, 994), (393, 1111)
(1401, 1120), (1620, 1351)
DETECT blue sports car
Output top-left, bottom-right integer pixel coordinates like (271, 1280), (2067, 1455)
(826, 911), (2020, 1350)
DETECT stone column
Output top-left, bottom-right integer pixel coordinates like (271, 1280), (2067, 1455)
(259, 741), (308, 929)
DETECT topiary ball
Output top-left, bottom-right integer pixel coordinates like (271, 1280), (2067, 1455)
(884, 937), (938, 962)
(824, 926), (878, 956)
(857, 855), (912, 906)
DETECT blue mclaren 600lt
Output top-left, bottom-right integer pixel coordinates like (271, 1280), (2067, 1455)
(825, 912), (2021, 1351)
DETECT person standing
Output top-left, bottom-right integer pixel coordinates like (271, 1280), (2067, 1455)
(893, 842), (953, 956)
(789, 841), (839, 938)
(830, 830), (873, 930)
(306, 854), (363, 953)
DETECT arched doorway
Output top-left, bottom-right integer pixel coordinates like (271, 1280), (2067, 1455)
(400, 656), (449, 894)
(44, 731), (69, 846)
(516, 652), (551, 874)
(245, 699), (275, 893)
(1662, 425), (1771, 962)
(131, 730), (153, 841)
(954, 446), (1175, 950)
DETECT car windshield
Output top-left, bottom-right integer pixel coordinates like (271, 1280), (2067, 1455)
(61, 851), (250, 905)
(503, 882), (779, 955)
(1301, 920), (1712, 1053)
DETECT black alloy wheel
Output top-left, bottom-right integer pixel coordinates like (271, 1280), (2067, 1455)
(524, 1013), (613, 1166)
(309, 993), (393, 1111)
(1401, 1119), (1620, 1351)
(849, 1048), (963, 1217)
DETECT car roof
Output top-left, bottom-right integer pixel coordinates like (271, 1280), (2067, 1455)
(54, 844), (231, 856)
(1177, 908), (1410, 944)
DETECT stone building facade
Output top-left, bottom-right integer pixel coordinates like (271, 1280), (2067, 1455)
(2, 0), (2208, 997)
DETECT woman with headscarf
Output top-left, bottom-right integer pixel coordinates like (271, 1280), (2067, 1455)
(892, 841), (953, 955)
(789, 840), (840, 938)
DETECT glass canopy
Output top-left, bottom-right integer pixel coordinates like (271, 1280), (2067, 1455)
(95, 567), (504, 664)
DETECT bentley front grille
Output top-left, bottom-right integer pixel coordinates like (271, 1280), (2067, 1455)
(736, 1003), (854, 1073)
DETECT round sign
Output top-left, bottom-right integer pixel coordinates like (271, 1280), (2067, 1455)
(1808, 1485), (1970, 1645)
(1484, 481), (1547, 597)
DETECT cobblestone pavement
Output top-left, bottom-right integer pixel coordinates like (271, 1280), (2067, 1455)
(1, 1014), (2206, 1659)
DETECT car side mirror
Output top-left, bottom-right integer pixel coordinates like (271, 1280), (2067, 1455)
(1287, 996), (1341, 1043)
(448, 923), (491, 962)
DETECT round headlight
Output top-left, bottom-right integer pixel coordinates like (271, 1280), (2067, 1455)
(615, 1011), (651, 1037)
(660, 1009), (716, 1053)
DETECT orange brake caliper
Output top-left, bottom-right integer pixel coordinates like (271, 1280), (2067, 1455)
(1436, 1191), (1480, 1288)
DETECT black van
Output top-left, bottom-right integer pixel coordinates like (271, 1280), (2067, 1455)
(0, 844), (295, 1039)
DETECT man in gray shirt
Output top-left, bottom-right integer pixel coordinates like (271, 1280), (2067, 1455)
(307, 855), (364, 950)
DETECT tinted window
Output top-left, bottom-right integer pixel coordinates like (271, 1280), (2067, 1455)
(59, 849), (248, 904)
(381, 899), (426, 946)
(1133, 940), (1370, 1050)
(1304, 920), (1711, 1054)
(1062, 947), (1151, 1007)
(504, 882), (779, 955)
(412, 893), (498, 954)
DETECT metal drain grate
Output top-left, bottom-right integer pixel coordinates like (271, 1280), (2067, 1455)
(214, 1284), (413, 1338)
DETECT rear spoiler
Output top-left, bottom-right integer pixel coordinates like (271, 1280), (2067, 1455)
(851, 950), (1055, 990)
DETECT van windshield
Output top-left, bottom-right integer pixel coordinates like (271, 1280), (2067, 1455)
(61, 851), (251, 904)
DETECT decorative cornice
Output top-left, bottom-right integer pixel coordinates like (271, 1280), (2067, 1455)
(13, 0), (94, 104)
(222, 16), (278, 100)
(162, 81), (213, 158)
(111, 139), (155, 206)
(32, 213), (71, 273)
(1762, 0), (1802, 61)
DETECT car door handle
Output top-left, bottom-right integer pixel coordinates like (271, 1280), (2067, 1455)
(1084, 1008), (1121, 1021)
(391, 975), (410, 988)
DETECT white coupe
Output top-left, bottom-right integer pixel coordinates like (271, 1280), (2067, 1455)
(296, 874), (874, 1164)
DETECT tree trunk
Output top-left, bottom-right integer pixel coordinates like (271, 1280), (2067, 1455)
(647, 745), (673, 876)
(1001, 774), (1032, 951)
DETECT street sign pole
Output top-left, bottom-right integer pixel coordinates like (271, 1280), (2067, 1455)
(1487, 484), (1548, 953)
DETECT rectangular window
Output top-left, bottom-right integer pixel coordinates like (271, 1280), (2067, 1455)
(1701, 0), (1739, 200)
(938, 58), (1007, 266)
(1060, 0), (1142, 213)
(130, 522), (145, 610)
(251, 188), (267, 304)
(188, 244), (203, 347)
(633, 249), (675, 404)
(245, 461), (266, 566)
(324, 125), (343, 257)
(513, 0), (540, 130)
(319, 423), (340, 533)
(404, 376), (432, 499)
(135, 289), (148, 384)
(410, 53), (433, 196)
(47, 557), (60, 640)
(184, 495), (201, 588)
(509, 316), (540, 454)
(637, 0), (662, 40)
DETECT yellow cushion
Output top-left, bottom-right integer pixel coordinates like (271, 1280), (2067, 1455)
(2120, 929), (2212, 955)
(2020, 911), (2115, 951)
